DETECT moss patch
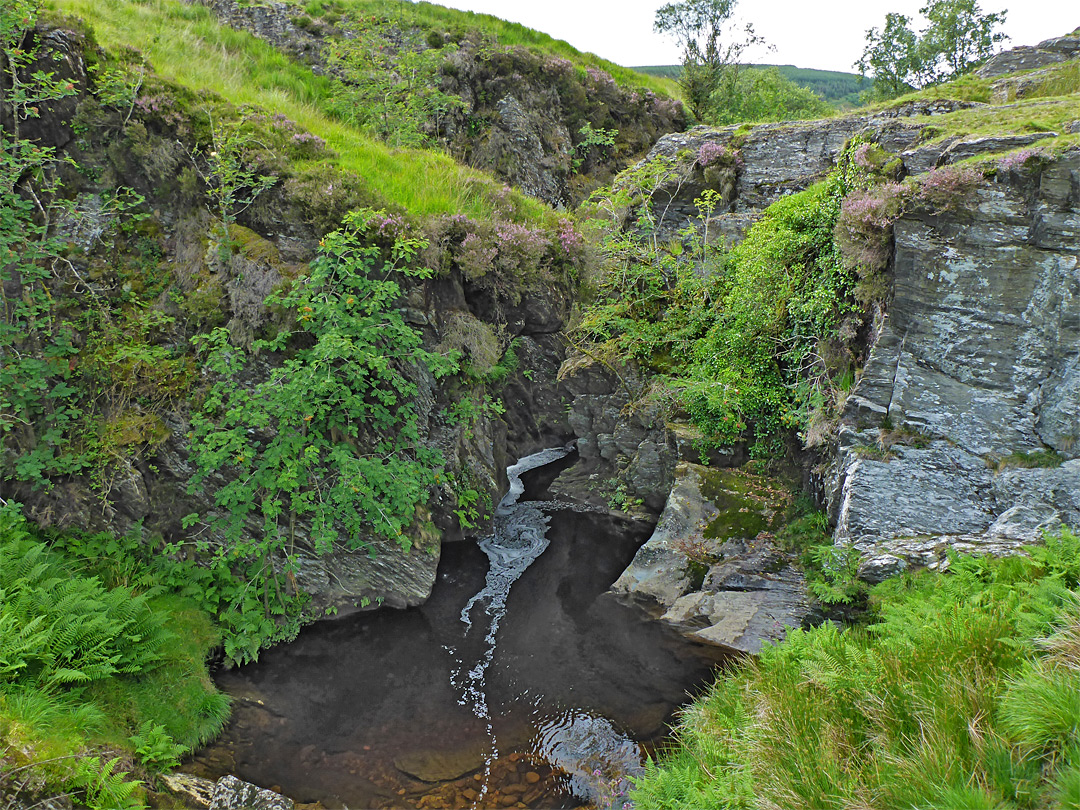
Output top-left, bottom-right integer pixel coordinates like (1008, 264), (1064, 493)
(697, 467), (792, 542)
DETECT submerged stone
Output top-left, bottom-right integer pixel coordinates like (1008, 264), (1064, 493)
(394, 743), (488, 783)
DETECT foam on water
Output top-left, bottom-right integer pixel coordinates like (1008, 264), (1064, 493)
(449, 445), (574, 799)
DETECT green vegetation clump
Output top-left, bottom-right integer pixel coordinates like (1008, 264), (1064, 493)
(994, 449), (1066, 470)
(574, 143), (878, 455)
(856, 0), (1008, 101)
(707, 66), (834, 125)
(0, 503), (228, 809)
(633, 528), (1080, 810)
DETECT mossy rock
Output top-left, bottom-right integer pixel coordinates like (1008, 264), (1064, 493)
(697, 467), (791, 542)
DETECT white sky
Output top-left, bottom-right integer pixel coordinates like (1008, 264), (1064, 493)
(434, 0), (1077, 73)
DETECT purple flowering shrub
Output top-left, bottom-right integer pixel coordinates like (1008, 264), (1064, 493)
(997, 148), (1046, 173)
(697, 141), (740, 168)
(835, 182), (907, 303)
(429, 212), (583, 299)
(916, 164), (982, 212)
(289, 130), (327, 157)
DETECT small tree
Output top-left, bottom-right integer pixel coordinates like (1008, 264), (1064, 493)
(855, 13), (928, 100)
(857, 0), (1007, 100)
(653, 0), (764, 121)
(921, 0), (1008, 81)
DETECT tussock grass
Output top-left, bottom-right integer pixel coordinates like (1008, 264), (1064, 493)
(50, 0), (548, 221)
(634, 528), (1080, 810)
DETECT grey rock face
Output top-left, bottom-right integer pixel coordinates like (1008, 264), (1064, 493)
(642, 101), (989, 245)
(611, 463), (809, 655)
(829, 149), (1080, 571)
(977, 31), (1080, 79)
(553, 356), (678, 512)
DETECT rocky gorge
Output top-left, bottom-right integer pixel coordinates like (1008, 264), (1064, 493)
(562, 29), (1080, 655)
(3, 3), (1080, 806)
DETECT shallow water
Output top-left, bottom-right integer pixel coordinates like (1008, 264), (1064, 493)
(191, 451), (726, 809)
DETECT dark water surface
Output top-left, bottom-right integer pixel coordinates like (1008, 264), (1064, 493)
(191, 452), (726, 809)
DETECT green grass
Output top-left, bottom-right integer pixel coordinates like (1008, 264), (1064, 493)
(633, 528), (1080, 810)
(50, 0), (548, 221)
(0, 506), (229, 809)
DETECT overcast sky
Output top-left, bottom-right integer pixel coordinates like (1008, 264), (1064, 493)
(435, 0), (1075, 73)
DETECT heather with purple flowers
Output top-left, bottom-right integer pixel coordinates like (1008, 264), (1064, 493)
(457, 231), (498, 279)
(556, 218), (584, 256)
(698, 141), (738, 168)
(370, 212), (406, 238)
(495, 222), (550, 274)
(585, 66), (616, 89)
(290, 131), (326, 156)
(997, 148), (1044, 172)
(917, 165), (982, 212)
(853, 142), (875, 170)
(835, 182), (906, 302)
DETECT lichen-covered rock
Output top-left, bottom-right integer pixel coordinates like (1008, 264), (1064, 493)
(611, 463), (809, 655)
(161, 773), (218, 809)
(829, 148), (1080, 572)
(210, 775), (294, 810)
(977, 30), (1080, 78)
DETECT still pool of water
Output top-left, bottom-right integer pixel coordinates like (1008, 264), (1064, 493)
(190, 451), (727, 809)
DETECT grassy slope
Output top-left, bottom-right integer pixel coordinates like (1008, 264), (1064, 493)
(50, 0), (679, 223)
(49, 0), (549, 221)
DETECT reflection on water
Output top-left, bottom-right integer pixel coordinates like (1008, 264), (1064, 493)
(190, 451), (726, 809)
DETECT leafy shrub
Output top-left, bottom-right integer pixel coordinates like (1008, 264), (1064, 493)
(707, 66), (833, 126)
(185, 209), (457, 662)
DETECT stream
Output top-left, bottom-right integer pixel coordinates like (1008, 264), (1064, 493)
(190, 449), (726, 809)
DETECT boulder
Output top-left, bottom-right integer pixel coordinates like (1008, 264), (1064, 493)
(612, 463), (809, 655)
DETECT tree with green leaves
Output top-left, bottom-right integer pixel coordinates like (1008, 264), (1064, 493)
(856, 0), (1008, 100)
(855, 12), (928, 100)
(921, 0), (1008, 81)
(653, 0), (764, 121)
(708, 66), (833, 125)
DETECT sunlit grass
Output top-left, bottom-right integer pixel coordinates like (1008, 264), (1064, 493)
(50, 0), (548, 221)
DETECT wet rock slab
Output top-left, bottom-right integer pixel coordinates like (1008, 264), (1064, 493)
(611, 462), (810, 655)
